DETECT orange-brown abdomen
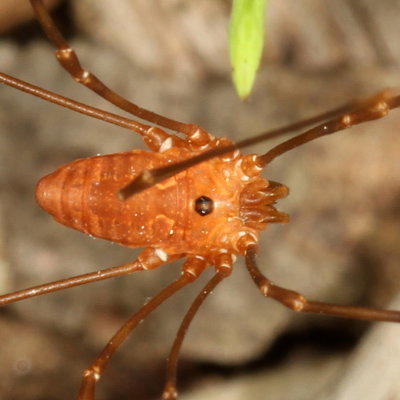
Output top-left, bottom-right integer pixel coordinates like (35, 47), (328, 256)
(35, 149), (189, 248)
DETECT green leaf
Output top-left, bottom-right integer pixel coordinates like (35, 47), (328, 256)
(229, 0), (267, 99)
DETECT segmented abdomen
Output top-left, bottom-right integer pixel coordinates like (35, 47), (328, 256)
(35, 150), (187, 247)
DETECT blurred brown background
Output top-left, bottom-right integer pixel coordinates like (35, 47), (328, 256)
(0, 0), (400, 399)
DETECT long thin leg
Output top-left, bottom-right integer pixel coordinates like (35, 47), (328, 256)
(0, 247), (177, 305)
(162, 254), (233, 400)
(76, 256), (207, 400)
(0, 73), (192, 154)
(0, 72), (150, 134)
(120, 90), (400, 198)
(245, 247), (400, 322)
(29, 0), (199, 136)
(259, 90), (400, 165)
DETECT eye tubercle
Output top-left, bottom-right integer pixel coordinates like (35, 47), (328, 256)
(194, 196), (214, 216)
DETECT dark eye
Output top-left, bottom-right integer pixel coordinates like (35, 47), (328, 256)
(194, 196), (214, 216)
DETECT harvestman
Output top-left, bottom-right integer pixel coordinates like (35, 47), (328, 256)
(0, 1), (400, 399)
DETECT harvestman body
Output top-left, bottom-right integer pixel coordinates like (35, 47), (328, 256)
(0, 1), (400, 399)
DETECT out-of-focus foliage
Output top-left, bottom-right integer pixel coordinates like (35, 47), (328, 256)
(229, 0), (267, 99)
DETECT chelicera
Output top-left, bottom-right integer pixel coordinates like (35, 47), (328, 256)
(0, 1), (399, 399)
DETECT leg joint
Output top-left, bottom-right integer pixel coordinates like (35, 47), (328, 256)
(82, 366), (100, 382)
(264, 284), (307, 312)
(278, 289), (306, 312)
(182, 256), (207, 281)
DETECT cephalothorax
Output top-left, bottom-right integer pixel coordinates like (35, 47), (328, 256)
(0, 1), (400, 399)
